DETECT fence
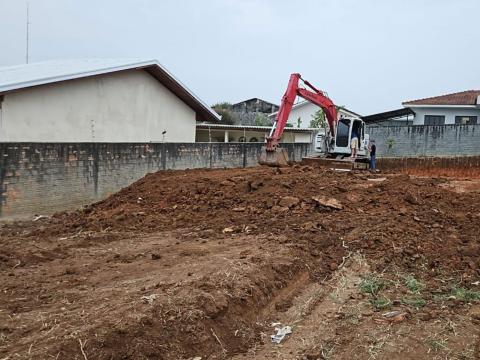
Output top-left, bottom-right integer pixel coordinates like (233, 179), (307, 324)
(0, 142), (312, 219)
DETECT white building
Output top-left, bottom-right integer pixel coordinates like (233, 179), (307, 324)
(0, 59), (219, 143)
(196, 123), (315, 143)
(268, 100), (362, 129)
(402, 90), (480, 125)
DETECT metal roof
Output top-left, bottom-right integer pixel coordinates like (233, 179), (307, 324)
(0, 59), (220, 122)
(196, 123), (317, 132)
(362, 108), (415, 124)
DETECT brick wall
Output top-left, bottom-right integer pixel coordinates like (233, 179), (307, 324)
(367, 124), (480, 157)
(0, 142), (311, 220)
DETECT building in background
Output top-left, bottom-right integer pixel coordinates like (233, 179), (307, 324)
(268, 100), (361, 129)
(230, 98), (279, 125)
(0, 59), (219, 143)
(402, 90), (480, 125)
(363, 90), (480, 126)
(196, 123), (315, 144)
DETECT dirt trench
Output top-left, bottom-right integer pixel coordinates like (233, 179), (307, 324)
(1, 165), (480, 359)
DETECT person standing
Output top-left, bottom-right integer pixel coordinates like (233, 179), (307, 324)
(350, 131), (359, 160)
(369, 139), (377, 170)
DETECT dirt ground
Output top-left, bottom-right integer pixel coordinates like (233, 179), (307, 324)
(1, 165), (479, 359)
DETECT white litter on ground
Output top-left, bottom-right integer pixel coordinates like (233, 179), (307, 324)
(271, 325), (292, 344)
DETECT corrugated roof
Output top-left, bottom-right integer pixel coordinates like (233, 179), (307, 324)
(0, 59), (220, 122)
(362, 108), (415, 124)
(403, 90), (480, 106)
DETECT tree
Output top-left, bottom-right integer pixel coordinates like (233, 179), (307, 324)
(254, 114), (271, 126)
(212, 102), (235, 125)
(310, 105), (347, 128)
(309, 109), (326, 128)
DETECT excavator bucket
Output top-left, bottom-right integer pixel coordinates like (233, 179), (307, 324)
(258, 147), (290, 167)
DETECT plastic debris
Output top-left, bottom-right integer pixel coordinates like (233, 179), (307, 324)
(141, 294), (158, 305)
(271, 325), (292, 344)
(374, 310), (408, 324)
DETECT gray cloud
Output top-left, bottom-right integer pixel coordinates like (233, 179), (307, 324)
(1, 0), (478, 114)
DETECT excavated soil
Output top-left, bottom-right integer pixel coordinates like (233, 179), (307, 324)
(1, 165), (479, 359)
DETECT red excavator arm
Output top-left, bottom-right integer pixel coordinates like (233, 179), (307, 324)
(266, 73), (338, 150)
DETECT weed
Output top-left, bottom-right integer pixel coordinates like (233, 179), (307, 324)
(450, 287), (480, 302)
(370, 296), (392, 310)
(359, 276), (385, 296)
(427, 338), (449, 353)
(402, 297), (426, 309)
(404, 275), (424, 294)
(456, 344), (476, 360)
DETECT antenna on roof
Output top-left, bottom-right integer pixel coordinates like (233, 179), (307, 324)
(26, 2), (30, 64)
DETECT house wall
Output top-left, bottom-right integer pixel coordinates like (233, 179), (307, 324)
(196, 129), (266, 142)
(272, 102), (360, 129)
(287, 102), (319, 128)
(411, 107), (480, 125)
(195, 129), (312, 143)
(0, 70), (196, 142)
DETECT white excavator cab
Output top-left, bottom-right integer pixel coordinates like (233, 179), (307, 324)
(332, 117), (369, 158)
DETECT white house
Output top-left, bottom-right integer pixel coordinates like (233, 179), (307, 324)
(0, 59), (220, 143)
(268, 100), (361, 128)
(196, 123), (315, 143)
(403, 90), (480, 125)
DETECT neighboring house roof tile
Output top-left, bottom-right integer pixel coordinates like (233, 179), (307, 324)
(403, 90), (480, 106)
(0, 59), (220, 122)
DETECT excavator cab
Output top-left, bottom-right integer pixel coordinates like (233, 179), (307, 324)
(332, 117), (368, 158)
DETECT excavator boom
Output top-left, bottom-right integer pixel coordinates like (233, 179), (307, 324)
(259, 73), (338, 166)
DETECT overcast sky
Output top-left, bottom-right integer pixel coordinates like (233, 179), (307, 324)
(0, 0), (478, 114)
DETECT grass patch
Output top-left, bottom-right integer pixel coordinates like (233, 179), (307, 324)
(359, 275), (385, 296)
(402, 296), (427, 309)
(370, 296), (392, 310)
(450, 287), (480, 302)
(404, 275), (424, 294)
(427, 338), (449, 353)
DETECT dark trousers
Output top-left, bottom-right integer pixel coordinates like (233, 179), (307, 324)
(370, 155), (376, 170)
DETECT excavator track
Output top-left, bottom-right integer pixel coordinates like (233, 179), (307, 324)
(302, 156), (369, 171)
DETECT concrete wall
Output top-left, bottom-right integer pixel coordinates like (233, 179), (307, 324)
(0, 70), (196, 142)
(367, 124), (480, 157)
(0, 142), (312, 220)
(410, 106), (480, 125)
(377, 156), (480, 172)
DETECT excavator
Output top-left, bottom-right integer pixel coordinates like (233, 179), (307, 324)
(259, 73), (369, 167)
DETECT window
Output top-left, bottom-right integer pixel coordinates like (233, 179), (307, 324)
(424, 115), (445, 126)
(336, 119), (350, 147)
(455, 116), (477, 125)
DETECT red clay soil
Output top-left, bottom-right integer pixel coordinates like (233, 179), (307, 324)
(0, 166), (479, 359)
(394, 167), (480, 179)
